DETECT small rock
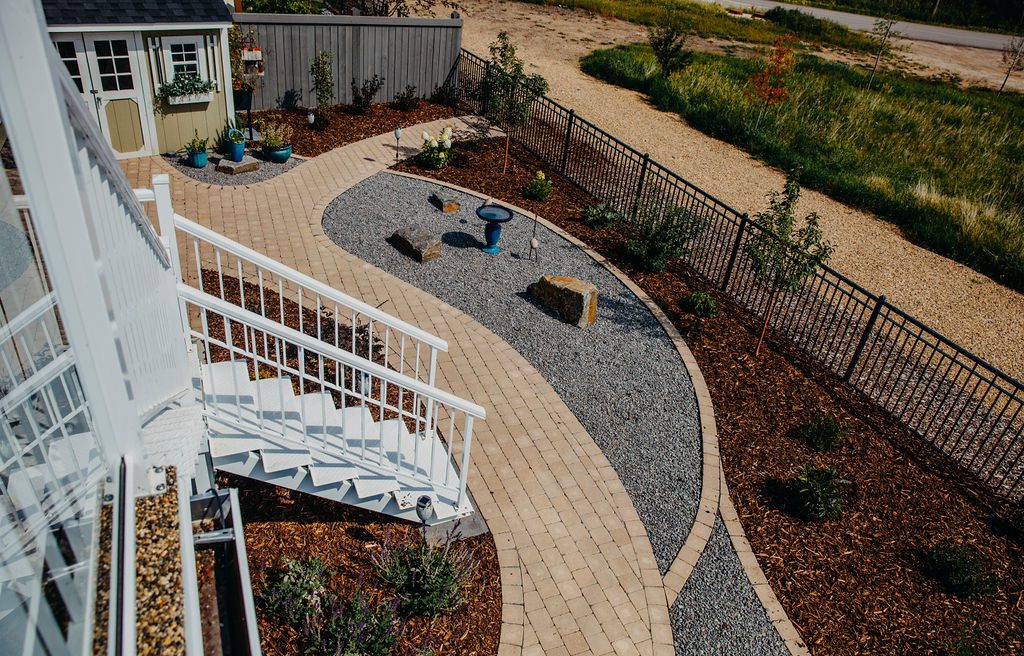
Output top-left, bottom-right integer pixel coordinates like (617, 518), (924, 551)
(391, 226), (441, 263)
(528, 275), (598, 328)
(215, 155), (260, 175)
(430, 192), (461, 214)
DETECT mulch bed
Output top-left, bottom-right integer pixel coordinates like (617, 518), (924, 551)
(395, 137), (1024, 655)
(251, 100), (457, 157)
(226, 473), (501, 656)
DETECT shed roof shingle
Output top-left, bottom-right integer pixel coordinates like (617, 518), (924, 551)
(42, 0), (233, 27)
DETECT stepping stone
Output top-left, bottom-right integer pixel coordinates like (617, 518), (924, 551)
(528, 275), (598, 328)
(430, 192), (461, 214)
(391, 226), (441, 263)
(216, 155), (260, 175)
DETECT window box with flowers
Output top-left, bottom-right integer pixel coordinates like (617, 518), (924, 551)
(158, 74), (216, 105)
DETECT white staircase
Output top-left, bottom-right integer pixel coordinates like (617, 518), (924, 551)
(201, 360), (472, 524)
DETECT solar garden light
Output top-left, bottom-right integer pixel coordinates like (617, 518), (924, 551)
(416, 494), (433, 525)
(307, 112), (315, 125)
(394, 127), (403, 164)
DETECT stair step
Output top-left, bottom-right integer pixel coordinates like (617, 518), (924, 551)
(260, 447), (313, 473)
(307, 462), (360, 487)
(204, 360), (256, 405)
(46, 431), (98, 480)
(208, 434), (269, 459)
(352, 476), (401, 499)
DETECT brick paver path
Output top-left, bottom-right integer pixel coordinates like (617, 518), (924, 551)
(123, 118), (675, 655)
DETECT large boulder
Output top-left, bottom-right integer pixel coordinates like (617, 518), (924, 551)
(215, 155), (260, 175)
(528, 275), (598, 328)
(390, 226), (441, 263)
(430, 192), (461, 214)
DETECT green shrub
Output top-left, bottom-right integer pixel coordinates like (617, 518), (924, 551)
(923, 540), (999, 597)
(393, 84), (419, 111)
(680, 291), (719, 318)
(794, 464), (849, 520)
(372, 528), (477, 616)
(581, 203), (622, 229)
(798, 413), (845, 452)
(524, 170), (553, 201)
(351, 75), (385, 114)
(310, 590), (400, 656)
(626, 203), (706, 271)
(261, 557), (332, 627)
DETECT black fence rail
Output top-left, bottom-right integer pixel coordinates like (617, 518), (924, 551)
(453, 49), (1024, 501)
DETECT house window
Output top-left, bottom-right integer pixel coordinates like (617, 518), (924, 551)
(94, 39), (133, 92)
(161, 37), (210, 86)
(54, 40), (84, 93)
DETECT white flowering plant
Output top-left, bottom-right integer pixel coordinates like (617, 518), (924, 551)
(416, 126), (455, 170)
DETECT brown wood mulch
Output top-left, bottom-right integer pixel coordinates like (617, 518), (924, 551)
(395, 137), (1024, 656)
(225, 473), (501, 656)
(251, 100), (457, 158)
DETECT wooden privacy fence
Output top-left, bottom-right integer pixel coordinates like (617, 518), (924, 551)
(233, 12), (462, 111)
(453, 48), (1024, 503)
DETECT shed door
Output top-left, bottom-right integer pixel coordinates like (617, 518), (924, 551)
(63, 32), (153, 158)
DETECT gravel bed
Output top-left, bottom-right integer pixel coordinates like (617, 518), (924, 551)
(323, 172), (702, 572)
(672, 517), (789, 656)
(163, 151), (303, 187)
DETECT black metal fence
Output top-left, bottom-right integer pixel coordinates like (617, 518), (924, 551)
(453, 49), (1024, 502)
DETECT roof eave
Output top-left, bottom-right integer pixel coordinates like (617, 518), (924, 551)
(48, 21), (231, 33)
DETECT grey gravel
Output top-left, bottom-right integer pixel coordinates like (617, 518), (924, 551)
(323, 173), (702, 572)
(163, 151), (303, 187)
(673, 517), (789, 656)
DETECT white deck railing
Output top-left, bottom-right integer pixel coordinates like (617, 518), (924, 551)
(144, 193), (448, 388)
(179, 286), (484, 506)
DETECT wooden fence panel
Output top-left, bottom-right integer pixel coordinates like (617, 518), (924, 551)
(233, 13), (462, 110)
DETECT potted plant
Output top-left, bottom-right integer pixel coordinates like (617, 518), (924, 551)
(259, 121), (294, 163)
(229, 26), (261, 111)
(226, 128), (246, 162)
(183, 130), (209, 168)
(158, 74), (216, 105)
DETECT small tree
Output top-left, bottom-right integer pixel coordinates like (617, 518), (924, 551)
(744, 177), (833, 357)
(866, 17), (899, 90)
(477, 32), (549, 174)
(999, 36), (1024, 94)
(647, 16), (693, 77)
(309, 51), (335, 123)
(745, 34), (796, 129)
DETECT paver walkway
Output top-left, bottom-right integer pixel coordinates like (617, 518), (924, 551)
(124, 118), (675, 655)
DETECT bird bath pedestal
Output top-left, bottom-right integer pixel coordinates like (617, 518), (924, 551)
(476, 204), (513, 254)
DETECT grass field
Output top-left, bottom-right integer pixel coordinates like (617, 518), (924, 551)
(784, 0), (1024, 33)
(581, 44), (1024, 291)
(518, 0), (877, 52)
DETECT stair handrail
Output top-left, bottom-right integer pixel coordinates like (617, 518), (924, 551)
(177, 285), (484, 419)
(171, 213), (449, 354)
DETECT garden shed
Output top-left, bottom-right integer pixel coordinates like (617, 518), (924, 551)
(42, 0), (235, 158)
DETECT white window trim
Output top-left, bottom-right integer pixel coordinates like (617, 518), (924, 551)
(160, 35), (210, 86)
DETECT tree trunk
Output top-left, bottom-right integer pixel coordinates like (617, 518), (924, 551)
(999, 40), (1024, 94)
(755, 288), (780, 357)
(867, 21), (892, 90)
(503, 132), (511, 175)
(930, 0), (940, 19)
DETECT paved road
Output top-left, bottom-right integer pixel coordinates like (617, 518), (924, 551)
(696, 0), (1014, 50)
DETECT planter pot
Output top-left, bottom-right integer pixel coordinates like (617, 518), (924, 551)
(263, 144), (292, 164)
(167, 92), (214, 105)
(226, 129), (246, 162)
(186, 151), (208, 168)
(233, 87), (253, 111)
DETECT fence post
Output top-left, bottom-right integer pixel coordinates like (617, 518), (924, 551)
(631, 153), (650, 218)
(720, 213), (749, 292)
(481, 61), (492, 116)
(559, 109), (575, 175)
(844, 294), (887, 382)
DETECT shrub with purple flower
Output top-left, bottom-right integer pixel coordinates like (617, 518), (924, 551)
(307, 589), (401, 656)
(372, 526), (478, 616)
(260, 557), (332, 627)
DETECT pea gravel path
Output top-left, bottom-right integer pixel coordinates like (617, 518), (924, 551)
(324, 173), (787, 655)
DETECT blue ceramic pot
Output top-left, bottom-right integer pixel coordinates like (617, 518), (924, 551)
(263, 144), (292, 164)
(227, 129), (246, 162)
(187, 151), (208, 168)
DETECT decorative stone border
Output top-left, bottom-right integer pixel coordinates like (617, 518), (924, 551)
(386, 168), (809, 656)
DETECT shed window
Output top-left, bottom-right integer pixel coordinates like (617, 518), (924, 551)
(160, 37), (211, 86)
(54, 41), (84, 93)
